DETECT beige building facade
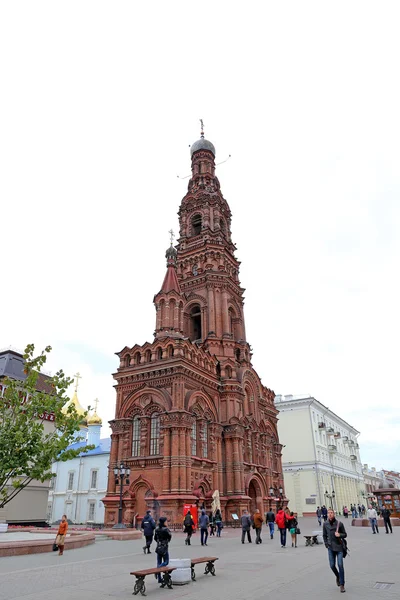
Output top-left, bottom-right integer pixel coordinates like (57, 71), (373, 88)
(275, 395), (365, 516)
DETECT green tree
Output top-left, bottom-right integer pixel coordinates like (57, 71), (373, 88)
(0, 344), (94, 508)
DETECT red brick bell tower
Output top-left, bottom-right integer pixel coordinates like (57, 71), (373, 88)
(103, 126), (285, 527)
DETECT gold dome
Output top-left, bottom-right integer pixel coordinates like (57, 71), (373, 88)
(87, 410), (102, 426)
(62, 391), (88, 426)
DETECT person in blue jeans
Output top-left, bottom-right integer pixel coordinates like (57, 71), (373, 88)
(323, 508), (347, 593)
(265, 509), (275, 539)
(367, 506), (379, 533)
(215, 509), (223, 537)
(154, 517), (172, 583)
(199, 509), (209, 546)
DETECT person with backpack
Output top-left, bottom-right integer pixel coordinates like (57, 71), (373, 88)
(265, 509), (275, 539)
(183, 510), (194, 545)
(316, 506), (322, 526)
(323, 508), (347, 593)
(289, 511), (298, 548)
(199, 509), (210, 546)
(275, 507), (287, 548)
(215, 509), (223, 537)
(141, 509), (156, 554)
(154, 517), (172, 583)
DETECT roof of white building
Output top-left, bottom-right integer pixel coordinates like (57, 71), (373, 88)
(66, 437), (111, 457)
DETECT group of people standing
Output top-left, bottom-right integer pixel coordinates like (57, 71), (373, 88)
(240, 507), (299, 548)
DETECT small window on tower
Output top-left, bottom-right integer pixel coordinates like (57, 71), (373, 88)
(191, 214), (202, 236)
(189, 305), (202, 341)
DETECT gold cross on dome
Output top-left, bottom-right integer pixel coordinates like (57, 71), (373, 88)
(74, 372), (82, 393)
(200, 119), (204, 138)
(169, 229), (175, 246)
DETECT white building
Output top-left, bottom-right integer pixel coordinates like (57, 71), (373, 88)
(48, 394), (110, 525)
(275, 395), (365, 516)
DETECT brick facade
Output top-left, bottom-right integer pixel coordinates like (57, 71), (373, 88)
(102, 131), (285, 526)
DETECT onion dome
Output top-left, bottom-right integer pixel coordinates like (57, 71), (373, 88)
(87, 410), (102, 426)
(190, 119), (215, 157)
(62, 390), (87, 427)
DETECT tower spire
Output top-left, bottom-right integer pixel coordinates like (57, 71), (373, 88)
(200, 118), (204, 139)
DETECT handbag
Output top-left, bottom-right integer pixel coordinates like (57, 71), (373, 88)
(52, 541), (58, 552)
(296, 527), (301, 535)
(336, 521), (349, 558)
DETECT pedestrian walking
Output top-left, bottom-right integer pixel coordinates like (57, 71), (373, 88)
(316, 506), (322, 526)
(199, 509), (209, 546)
(265, 509), (275, 539)
(322, 505), (328, 522)
(209, 512), (216, 536)
(275, 507), (287, 548)
(361, 504), (366, 517)
(253, 509), (263, 544)
(215, 509), (223, 537)
(343, 506), (349, 519)
(323, 508), (347, 593)
(141, 509), (156, 554)
(55, 514), (68, 556)
(289, 512), (299, 548)
(154, 517), (172, 583)
(183, 510), (194, 545)
(367, 505), (379, 534)
(241, 510), (252, 543)
(381, 507), (393, 534)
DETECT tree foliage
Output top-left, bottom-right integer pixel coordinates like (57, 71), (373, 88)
(0, 344), (94, 508)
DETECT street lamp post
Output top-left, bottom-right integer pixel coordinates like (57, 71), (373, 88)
(324, 489), (336, 511)
(269, 486), (284, 509)
(113, 462), (130, 529)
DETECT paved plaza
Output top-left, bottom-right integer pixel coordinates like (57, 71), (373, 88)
(0, 518), (397, 600)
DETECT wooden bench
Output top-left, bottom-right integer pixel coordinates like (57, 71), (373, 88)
(191, 557), (219, 581)
(304, 535), (319, 547)
(130, 566), (176, 596)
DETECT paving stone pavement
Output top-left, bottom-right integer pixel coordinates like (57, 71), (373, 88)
(0, 518), (398, 599)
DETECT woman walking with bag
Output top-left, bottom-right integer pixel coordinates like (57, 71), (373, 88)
(56, 514), (68, 556)
(215, 509), (223, 537)
(289, 512), (298, 548)
(154, 517), (172, 583)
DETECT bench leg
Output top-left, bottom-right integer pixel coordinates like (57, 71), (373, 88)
(204, 561), (216, 576)
(133, 576), (146, 596)
(191, 566), (196, 582)
(160, 572), (173, 590)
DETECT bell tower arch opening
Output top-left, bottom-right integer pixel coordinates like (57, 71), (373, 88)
(189, 304), (202, 342)
(191, 214), (202, 236)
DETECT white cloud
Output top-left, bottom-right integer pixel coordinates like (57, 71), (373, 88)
(1, 1), (399, 470)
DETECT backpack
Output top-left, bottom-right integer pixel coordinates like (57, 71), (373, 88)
(184, 514), (192, 527)
(156, 541), (168, 557)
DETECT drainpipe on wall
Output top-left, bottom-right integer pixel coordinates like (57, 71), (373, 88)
(74, 458), (84, 523)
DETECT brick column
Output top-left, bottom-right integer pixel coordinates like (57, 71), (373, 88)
(179, 428), (187, 491)
(232, 438), (242, 493)
(215, 289), (222, 337)
(207, 286), (216, 334)
(186, 428), (192, 494)
(225, 437), (233, 494)
(222, 289), (230, 334)
(170, 426), (180, 493)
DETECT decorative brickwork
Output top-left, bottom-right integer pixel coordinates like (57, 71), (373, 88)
(103, 132), (285, 526)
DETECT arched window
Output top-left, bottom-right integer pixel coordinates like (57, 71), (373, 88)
(132, 417), (140, 457)
(145, 350), (151, 362)
(134, 352), (141, 365)
(191, 214), (202, 236)
(167, 345), (174, 358)
(202, 422), (208, 458)
(220, 218), (226, 235)
(150, 414), (160, 455)
(191, 421), (197, 456)
(125, 355), (131, 368)
(225, 365), (232, 378)
(189, 304), (202, 341)
(157, 347), (163, 360)
(235, 348), (241, 362)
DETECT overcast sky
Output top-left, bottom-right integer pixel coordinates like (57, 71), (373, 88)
(1, 2), (399, 470)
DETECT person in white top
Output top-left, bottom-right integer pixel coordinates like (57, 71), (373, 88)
(367, 505), (379, 534)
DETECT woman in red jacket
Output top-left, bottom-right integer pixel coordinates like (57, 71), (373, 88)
(275, 508), (287, 548)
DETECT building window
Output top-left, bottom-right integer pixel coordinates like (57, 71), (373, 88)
(90, 470), (98, 489)
(191, 214), (202, 236)
(192, 421), (197, 455)
(132, 416), (141, 457)
(88, 501), (96, 522)
(47, 503), (52, 522)
(150, 414), (160, 455)
(189, 305), (202, 341)
(67, 472), (74, 490)
(202, 423), (208, 459)
(50, 475), (57, 490)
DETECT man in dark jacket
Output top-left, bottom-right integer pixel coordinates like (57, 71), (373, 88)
(154, 517), (172, 583)
(321, 505), (328, 521)
(199, 509), (210, 546)
(265, 510), (275, 539)
(141, 509), (156, 554)
(241, 510), (252, 543)
(183, 510), (195, 545)
(381, 507), (393, 534)
(323, 509), (347, 593)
